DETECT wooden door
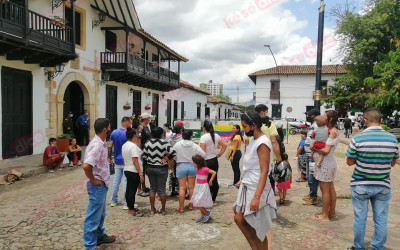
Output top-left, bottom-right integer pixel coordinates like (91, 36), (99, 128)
(106, 85), (118, 131)
(1, 66), (32, 158)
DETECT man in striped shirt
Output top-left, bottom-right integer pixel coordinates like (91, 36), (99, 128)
(346, 108), (399, 250)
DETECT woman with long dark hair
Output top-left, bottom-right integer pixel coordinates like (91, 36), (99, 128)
(234, 110), (277, 249)
(227, 124), (243, 187)
(199, 120), (227, 205)
(310, 110), (339, 222)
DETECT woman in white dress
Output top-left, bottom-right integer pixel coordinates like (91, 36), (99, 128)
(234, 111), (277, 250)
(310, 110), (339, 222)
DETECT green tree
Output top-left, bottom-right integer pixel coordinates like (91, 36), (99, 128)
(364, 47), (400, 116)
(324, 0), (400, 115)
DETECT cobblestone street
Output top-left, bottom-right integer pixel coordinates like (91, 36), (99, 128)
(1, 134), (400, 249)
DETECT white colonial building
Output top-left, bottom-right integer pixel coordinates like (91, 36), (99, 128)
(0, 0), (199, 159)
(206, 96), (242, 123)
(249, 65), (347, 120)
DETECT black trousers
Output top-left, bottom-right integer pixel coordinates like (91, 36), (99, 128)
(231, 150), (242, 185)
(206, 157), (219, 202)
(124, 171), (140, 210)
(67, 151), (81, 161)
(79, 126), (89, 146)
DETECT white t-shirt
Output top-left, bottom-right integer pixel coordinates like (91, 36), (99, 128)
(122, 141), (143, 173)
(199, 133), (221, 160)
(242, 135), (272, 186)
(349, 115), (356, 123)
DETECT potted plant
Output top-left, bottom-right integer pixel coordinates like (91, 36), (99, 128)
(51, 16), (67, 28)
(123, 101), (132, 110)
(57, 134), (71, 152)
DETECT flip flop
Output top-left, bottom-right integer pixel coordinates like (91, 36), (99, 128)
(175, 208), (184, 213)
(132, 212), (143, 217)
(184, 204), (193, 211)
(311, 215), (330, 222)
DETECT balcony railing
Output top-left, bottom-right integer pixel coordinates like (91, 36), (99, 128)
(270, 90), (280, 99)
(101, 52), (180, 87)
(0, 1), (74, 55)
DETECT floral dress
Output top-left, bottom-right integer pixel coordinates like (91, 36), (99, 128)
(313, 137), (339, 182)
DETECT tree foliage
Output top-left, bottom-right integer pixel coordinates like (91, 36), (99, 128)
(324, 0), (400, 117)
(215, 94), (231, 103)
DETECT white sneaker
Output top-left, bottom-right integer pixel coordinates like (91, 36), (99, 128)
(134, 203), (139, 209)
(49, 169), (54, 173)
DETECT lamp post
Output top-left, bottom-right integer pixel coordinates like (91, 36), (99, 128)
(264, 45), (281, 117)
(314, 0), (325, 111)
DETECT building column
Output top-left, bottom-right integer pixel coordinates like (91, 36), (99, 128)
(45, 68), (57, 138)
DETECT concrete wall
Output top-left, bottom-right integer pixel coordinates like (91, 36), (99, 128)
(255, 74), (342, 120)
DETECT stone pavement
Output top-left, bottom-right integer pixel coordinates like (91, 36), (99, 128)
(0, 134), (399, 249)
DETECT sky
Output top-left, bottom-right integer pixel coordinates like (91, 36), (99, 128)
(134, 0), (364, 102)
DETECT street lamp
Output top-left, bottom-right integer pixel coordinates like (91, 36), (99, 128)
(92, 12), (107, 31)
(264, 45), (281, 118)
(314, 0), (326, 110)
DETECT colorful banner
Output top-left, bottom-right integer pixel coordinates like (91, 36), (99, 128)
(214, 125), (243, 143)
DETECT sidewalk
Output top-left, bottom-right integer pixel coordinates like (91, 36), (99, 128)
(0, 147), (86, 178)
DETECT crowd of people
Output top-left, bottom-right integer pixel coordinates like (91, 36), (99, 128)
(61, 104), (397, 250)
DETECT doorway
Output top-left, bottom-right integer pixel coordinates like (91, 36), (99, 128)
(63, 81), (84, 136)
(152, 93), (159, 127)
(272, 104), (282, 119)
(1, 66), (33, 158)
(106, 85), (118, 131)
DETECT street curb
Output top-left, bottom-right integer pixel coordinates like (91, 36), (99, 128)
(339, 139), (400, 166)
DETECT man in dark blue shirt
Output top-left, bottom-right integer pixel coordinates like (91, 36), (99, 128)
(108, 117), (131, 209)
(76, 110), (90, 145)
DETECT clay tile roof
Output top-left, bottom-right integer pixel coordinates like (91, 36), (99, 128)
(248, 65), (347, 84)
(232, 105), (242, 111)
(137, 29), (189, 62)
(207, 95), (231, 105)
(180, 80), (210, 95)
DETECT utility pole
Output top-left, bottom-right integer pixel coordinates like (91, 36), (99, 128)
(236, 86), (239, 103)
(314, 0), (325, 111)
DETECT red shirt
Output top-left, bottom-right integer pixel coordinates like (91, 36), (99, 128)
(43, 146), (60, 164)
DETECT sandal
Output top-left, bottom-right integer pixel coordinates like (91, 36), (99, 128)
(132, 212), (143, 217)
(280, 199), (284, 204)
(184, 204), (193, 211)
(175, 208), (184, 213)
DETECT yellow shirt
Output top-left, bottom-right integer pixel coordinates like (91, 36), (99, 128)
(229, 135), (242, 151)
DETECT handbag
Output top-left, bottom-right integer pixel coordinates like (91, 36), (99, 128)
(225, 148), (233, 160)
(109, 162), (115, 175)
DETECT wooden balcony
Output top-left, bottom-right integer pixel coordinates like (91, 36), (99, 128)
(101, 52), (180, 91)
(270, 90), (280, 99)
(0, 1), (75, 66)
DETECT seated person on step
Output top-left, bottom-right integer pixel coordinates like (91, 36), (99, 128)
(67, 138), (82, 167)
(43, 138), (65, 172)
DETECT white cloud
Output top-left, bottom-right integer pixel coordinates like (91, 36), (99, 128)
(134, 0), (342, 102)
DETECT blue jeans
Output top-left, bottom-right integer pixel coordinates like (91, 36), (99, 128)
(176, 162), (197, 178)
(83, 182), (108, 250)
(111, 165), (127, 206)
(306, 156), (319, 198)
(351, 185), (391, 250)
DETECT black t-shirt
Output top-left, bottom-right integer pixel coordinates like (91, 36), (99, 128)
(137, 124), (152, 149)
(344, 118), (352, 128)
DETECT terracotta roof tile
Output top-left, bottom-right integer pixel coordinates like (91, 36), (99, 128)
(180, 80), (210, 95)
(248, 65), (347, 84)
(137, 29), (189, 62)
(207, 95), (231, 105)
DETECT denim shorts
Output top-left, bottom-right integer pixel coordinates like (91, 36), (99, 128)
(176, 162), (197, 178)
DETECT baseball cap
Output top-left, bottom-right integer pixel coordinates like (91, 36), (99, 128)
(141, 112), (152, 119)
(306, 108), (321, 116)
(175, 121), (186, 127)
